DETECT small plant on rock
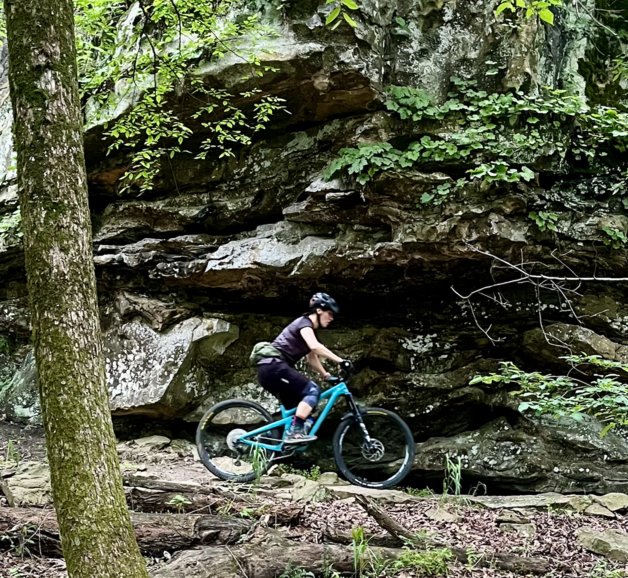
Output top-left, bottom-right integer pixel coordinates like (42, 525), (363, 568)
(600, 226), (628, 249)
(278, 464), (322, 481)
(404, 486), (434, 498)
(165, 494), (192, 514)
(392, 546), (453, 576)
(443, 454), (463, 497)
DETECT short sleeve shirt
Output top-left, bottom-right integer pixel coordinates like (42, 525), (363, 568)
(272, 316), (314, 365)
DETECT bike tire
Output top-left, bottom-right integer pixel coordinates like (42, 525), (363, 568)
(333, 407), (415, 489)
(196, 399), (281, 482)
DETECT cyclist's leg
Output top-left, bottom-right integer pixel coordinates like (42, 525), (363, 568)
(258, 359), (302, 413)
(259, 361), (319, 444)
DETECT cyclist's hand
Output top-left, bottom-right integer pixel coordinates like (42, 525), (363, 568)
(339, 359), (354, 374)
(325, 375), (341, 385)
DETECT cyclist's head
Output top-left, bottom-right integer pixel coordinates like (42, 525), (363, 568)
(309, 292), (339, 316)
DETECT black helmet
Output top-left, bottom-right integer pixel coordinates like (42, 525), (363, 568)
(309, 292), (339, 314)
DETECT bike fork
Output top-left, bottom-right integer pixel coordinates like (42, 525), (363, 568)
(346, 395), (373, 443)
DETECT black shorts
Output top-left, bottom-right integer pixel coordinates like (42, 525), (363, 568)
(257, 359), (310, 409)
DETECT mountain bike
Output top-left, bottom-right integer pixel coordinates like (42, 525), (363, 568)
(195, 374), (415, 489)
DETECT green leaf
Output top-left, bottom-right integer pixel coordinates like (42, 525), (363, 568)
(326, 6), (341, 25)
(519, 166), (535, 181)
(341, 0), (359, 9)
(600, 422), (615, 438)
(343, 12), (358, 27)
(495, 1), (515, 16)
(538, 8), (554, 24)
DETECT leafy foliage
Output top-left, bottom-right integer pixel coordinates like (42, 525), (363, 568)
(529, 210), (559, 232)
(324, 0), (360, 29)
(324, 78), (628, 206)
(495, 0), (563, 25)
(599, 226), (628, 249)
(75, 0), (287, 194)
(470, 355), (628, 435)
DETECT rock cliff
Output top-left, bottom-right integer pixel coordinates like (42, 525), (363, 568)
(0, 0), (627, 493)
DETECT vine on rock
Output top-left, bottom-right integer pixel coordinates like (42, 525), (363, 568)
(75, 0), (287, 194)
(324, 78), (628, 206)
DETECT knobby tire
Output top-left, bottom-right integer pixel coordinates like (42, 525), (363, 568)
(332, 406), (415, 489)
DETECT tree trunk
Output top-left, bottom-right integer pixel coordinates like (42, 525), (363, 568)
(2, 1), (148, 576)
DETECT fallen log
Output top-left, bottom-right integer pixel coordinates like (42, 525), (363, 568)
(0, 507), (251, 556)
(354, 494), (567, 575)
(122, 475), (304, 525)
(125, 487), (221, 514)
(150, 529), (402, 578)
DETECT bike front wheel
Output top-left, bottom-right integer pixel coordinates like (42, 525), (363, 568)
(196, 399), (281, 482)
(333, 407), (415, 489)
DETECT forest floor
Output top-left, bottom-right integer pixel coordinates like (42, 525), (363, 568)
(1, 419), (627, 578)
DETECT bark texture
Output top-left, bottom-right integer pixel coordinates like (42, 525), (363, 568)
(0, 506), (252, 555)
(2, 1), (148, 576)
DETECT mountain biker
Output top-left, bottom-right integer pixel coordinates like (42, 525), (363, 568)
(256, 292), (353, 444)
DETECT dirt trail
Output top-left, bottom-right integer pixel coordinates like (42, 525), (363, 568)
(1, 420), (627, 578)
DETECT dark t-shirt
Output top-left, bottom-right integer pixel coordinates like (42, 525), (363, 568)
(272, 316), (314, 365)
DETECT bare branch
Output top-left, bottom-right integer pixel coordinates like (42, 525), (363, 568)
(452, 243), (628, 345)
(461, 244), (628, 285)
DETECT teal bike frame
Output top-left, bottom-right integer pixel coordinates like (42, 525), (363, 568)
(235, 380), (354, 453)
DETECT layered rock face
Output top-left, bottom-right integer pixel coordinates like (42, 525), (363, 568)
(0, 0), (627, 493)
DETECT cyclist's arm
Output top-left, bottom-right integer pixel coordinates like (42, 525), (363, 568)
(300, 326), (343, 364)
(305, 351), (330, 379)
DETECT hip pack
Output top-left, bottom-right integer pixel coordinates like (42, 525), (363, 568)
(249, 341), (284, 366)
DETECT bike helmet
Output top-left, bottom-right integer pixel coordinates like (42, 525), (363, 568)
(309, 292), (339, 314)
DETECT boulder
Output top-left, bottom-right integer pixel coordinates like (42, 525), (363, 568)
(522, 323), (628, 368)
(414, 416), (628, 494)
(105, 316), (239, 416)
(578, 529), (628, 563)
(0, 461), (52, 507)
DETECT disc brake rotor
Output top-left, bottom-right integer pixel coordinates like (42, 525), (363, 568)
(362, 439), (385, 462)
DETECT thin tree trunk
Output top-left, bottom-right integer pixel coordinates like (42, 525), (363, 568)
(2, 1), (148, 576)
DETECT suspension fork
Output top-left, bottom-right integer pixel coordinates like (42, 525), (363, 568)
(345, 394), (373, 444)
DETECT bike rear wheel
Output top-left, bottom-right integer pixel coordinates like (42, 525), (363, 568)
(333, 407), (415, 489)
(196, 399), (282, 482)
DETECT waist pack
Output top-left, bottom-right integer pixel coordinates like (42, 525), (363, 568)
(249, 341), (284, 366)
